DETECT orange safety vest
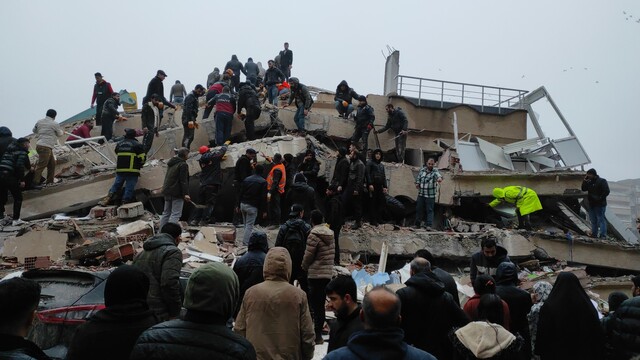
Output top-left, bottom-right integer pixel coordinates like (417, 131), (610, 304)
(267, 163), (286, 194)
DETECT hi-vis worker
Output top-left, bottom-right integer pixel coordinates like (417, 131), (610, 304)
(489, 186), (542, 230)
(100, 128), (146, 205)
(265, 153), (286, 228)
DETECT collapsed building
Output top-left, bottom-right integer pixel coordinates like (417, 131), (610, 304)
(1, 51), (639, 300)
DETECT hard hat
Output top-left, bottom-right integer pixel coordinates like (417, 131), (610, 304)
(199, 145), (209, 154)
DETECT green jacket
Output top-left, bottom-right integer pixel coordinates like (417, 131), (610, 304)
(162, 156), (189, 197)
(133, 233), (182, 320)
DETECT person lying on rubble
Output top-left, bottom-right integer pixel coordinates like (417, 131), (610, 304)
(334, 80), (360, 118)
(489, 185), (542, 230)
(449, 294), (524, 360)
(66, 265), (159, 360)
(469, 236), (510, 282)
(100, 128), (145, 206)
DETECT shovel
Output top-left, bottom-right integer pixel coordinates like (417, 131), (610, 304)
(187, 199), (207, 209)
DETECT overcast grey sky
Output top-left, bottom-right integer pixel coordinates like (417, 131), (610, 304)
(1, 0), (638, 181)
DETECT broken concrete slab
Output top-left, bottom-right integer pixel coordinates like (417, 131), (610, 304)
(116, 220), (154, 243)
(2, 230), (67, 263)
(68, 238), (117, 260)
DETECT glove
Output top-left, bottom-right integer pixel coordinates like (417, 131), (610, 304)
(224, 140), (231, 145)
(188, 121), (195, 129)
(342, 101), (348, 107)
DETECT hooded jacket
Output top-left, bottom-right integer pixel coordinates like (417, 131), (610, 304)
(353, 103), (375, 129)
(450, 321), (524, 360)
(324, 327), (437, 360)
(581, 175), (610, 207)
(132, 233), (183, 319)
(334, 80), (359, 104)
(244, 60), (259, 79)
(396, 271), (470, 359)
(366, 151), (387, 186)
(233, 233), (269, 308)
(301, 224), (335, 279)
(237, 83), (261, 113)
(0, 126), (16, 158)
(0, 142), (30, 180)
(288, 79), (314, 110)
(234, 247), (315, 360)
(145, 76), (171, 107)
(469, 245), (510, 282)
(162, 155), (189, 197)
(207, 68), (221, 87)
(225, 55), (246, 78)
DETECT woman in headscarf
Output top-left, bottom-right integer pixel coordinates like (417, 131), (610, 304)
(527, 281), (552, 360)
(535, 272), (604, 360)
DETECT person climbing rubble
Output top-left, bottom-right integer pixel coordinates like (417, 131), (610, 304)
(189, 141), (228, 226)
(284, 77), (313, 135)
(32, 109), (63, 186)
(181, 84), (205, 150)
(350, 95), (375, 157)
(377, 104), (408, 163)
(100, 128), (145, 206)
(141, 94), (162, 155)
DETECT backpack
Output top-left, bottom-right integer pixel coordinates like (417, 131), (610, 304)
(282, 224), (306, 266)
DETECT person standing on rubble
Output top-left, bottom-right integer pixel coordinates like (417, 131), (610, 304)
(325, 184), (344, 264)
(469, 236), (510, 282)
(141, 94), (162, 155)
(143, 70), (177, 112)
(234, 148), (257, 226)
(334, 80), (360, 118)
(279, 42), (293, 80)
(489, 185), (542, 230)
(33, 109), (63, 186)
(225, 55), (246, 93)
(237, 164), (268, 245)
(169, 80), (187, 105)
(414, 157), (442, 230)
(351, 95), (375, 157)
(377, 104), (409, 163)
(495, 262), (533, 358)
(237, 82), (262, 141)
(91, 72), (113, 126)
(264, 60), (286, 106)
(203, 71), (232, 119)
(301, 210), (335, 345)
(133, 223), (183, 322)
(189, 142), (228, 226)
(210, 86), (237, 147)
(275, 204), (312, 290)
(266, 153), (286, 228)
(206, 67), (221, 87)
(345, 148), (365, 230)
(581, 168), (610, 239)
(233, 230), (269, 312)
(235, 247), (314, 360)
(101, 92), (126, 142)
(365, 149), (388, 226)
(286, 173), (316, 222)
(325, 276), (364, 352)
(244, 58), (260, 86)
(297, 149), (320, 190)
(159, 148), (191, 228)
(396, 257), (469, 359)
(100, 129), (145, 206)
(0, 137), (31, 226)
(181, 84), (205, 150)
(284, 77), (313, 135)
(330, 147), (350, 193)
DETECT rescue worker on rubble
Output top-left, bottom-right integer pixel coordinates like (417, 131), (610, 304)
(141, 94), (162, 155)
(237, 82), (262, 141)
(244, 58), (260, 86)
(284, 77), (313, 135)
(100, 129), (145, 206)
(206, 67), (221, 88)
(189, 142), (229, 226)
(181, 84), (205, 150)
(469, 236), (511, 282)
(365, 149), (387, 226)
(489, 185), (542, 230)
(334, 80), (359, 118)
(377, 104), (409, 163)
(101, 92), (126, 142)
(351, 95), (375, 158)
(0, 137), (31, 226)
(210, 86), (237, 147)
(143, 70), (177, 113)
(33, 109), (63, 186)
(203, 70), (232, 119)
(345, 148), (365, 230)
(266, 153), (286, 229)
(224, 55), (246, 93)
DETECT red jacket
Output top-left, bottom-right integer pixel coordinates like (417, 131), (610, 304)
(67, 124), (92, 142)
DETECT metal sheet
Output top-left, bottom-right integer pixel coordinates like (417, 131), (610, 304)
(476, 137), (514, 170)
(456, 142), (489, 171)
(551, 137), (590, 168)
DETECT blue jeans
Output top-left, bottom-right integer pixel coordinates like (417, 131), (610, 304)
(268, 85), (279, 105)
(160, 195), (184, 229)
(294, 106), (306, 131)
(109, 173), (139, 202)
(215, 112), (233, 146)
(588, 205), (607, 238)
(334, 101), (354, 116)
(241, 202), (258, 245)
(415, 196), (435, 227)
(173, 96), (184, 104)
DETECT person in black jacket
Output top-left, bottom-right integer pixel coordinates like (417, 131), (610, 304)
(244, 58), (260, 86)
(334, 80), (359, 118)
(225, 55), (246, 92)
(396, 258), (469, 360)
(415, 249), (461, 306)
(285, 77), (313, 134)
(141, 94), (162, 154)
(181, 84), (205, 149)
(351, 95), (375, 157)
(189, 143), (228, 226)
(0, 126), (15, 159)
(286, 173), (316, 222)
(91, 72), (114, 126)
(238, 164), (267, 245)
(66, 265), (159, 360)
(100, 129), (146, 206)
(605, 275), (640, 359)
(377, 104), (409, 163)
(297, 149), (320, 190)
(581, 168), (610, 238)
(365, 149), (387, 226)
(330, 147), (349, 192)
(325, 275), (364, 352)
(210, 86), (237, 146)
(143, 70), (176, 110)
(0, 278), (51, 360)
(279, 42), (293, 80)
(237, 82), (262, 141)
(283, 153), (297, 192)
(264, 60), (285, 105)
(100, 92), (125, 141)
(495, 262), (533, 358)
(345, 148), (365, 230)
(234, 148), (257, 226)
(131, 262), (257, 360)
(0, 138), (31, 226)
(469, 236), (511, 282)
(274, 204), (311, 289)
(159, 148), (191, 228)
(233, 230), (269, 312)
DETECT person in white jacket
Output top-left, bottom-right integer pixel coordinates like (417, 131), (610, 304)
(32, 109), (63, 185)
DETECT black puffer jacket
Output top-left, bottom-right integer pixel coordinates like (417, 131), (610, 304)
(162, 156), (189, 197)
(237, 83), (261, 113)
(0, 142), (30, 180)
(334, 80), (359, 104)
(182, 91), (200, 124)
(132, 233), (183, 319)
(469, 245), (510, 282)
(331, 155), (349, 189)
(297, 156), (320, 189)
(234, 155), (254, 183)
(0, 126), (15, 159)
(145, 76), (172, 107)
(233, 234), (269, 307)
(608, 296), (640, 358)
(396, 271), (470, 359)
(130, 318), (256, 360)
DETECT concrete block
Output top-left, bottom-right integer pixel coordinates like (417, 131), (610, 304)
(105, 243), (136, 263)
(117, 202), (144, 219)
(2, 230), (68, 263)
(116, 220), (154, 243)
(90, 206), (117, 219)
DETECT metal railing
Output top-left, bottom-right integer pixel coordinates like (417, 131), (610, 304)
(396, 75), (528, 114)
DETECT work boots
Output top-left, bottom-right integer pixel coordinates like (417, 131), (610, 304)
(99, 193), (115, 206)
